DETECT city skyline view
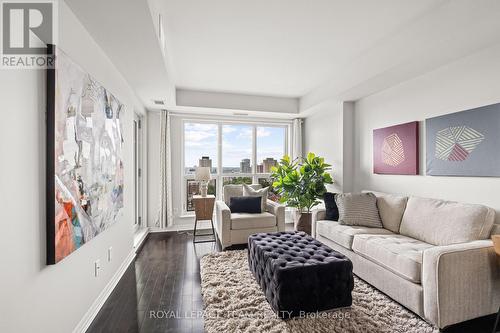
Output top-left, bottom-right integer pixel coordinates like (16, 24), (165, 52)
(184, 122), (285, 172)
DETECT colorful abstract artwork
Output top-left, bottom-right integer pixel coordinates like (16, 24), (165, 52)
(373, 121), (419, 175)
(426, 102), (500, 176)
(46, 46), (124, 264)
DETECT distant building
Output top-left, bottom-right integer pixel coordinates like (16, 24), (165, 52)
(256, 164), (264, 173)
(240, 158), (251, 173)
(263, 158), (277, 173)
(199, 156), (212, 168)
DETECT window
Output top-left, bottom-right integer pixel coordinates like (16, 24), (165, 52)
(183, 120), (289, 214)
(256, 126), (285, 173)
(184, 122), (218, 174)
(222, 124), (253, 173)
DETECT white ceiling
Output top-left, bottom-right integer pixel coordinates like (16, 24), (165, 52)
(65, 0), (175, 110)
(67, 0), (500, 114)
(157, 0), (439, 98)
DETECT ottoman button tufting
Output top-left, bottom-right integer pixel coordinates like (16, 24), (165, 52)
(248, 231), (353, 318)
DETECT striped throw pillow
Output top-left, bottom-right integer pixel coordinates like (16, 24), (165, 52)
(335, 192), (383, 228)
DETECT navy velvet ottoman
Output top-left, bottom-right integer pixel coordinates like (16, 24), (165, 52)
(248, 231), (354, 318)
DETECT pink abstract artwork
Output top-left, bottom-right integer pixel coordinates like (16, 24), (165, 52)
(373, 121), (419, 175)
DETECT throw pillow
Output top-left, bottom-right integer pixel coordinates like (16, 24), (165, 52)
(324, 192), (339, 221)
(242, 183), (268, 212)
(335, 192), (383, 228)
(229, 196), (262, 214)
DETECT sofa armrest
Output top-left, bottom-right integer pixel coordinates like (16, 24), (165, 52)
(215, 201), (232, 248)
(311, 207), (326, 238)
(266, 200), (285, 231)
(422, 240), (500, 328)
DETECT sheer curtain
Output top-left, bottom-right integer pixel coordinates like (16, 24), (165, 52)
(292, 118), (303, 161)
(287, 118), (303, 224)
(155, 110), (173, 228)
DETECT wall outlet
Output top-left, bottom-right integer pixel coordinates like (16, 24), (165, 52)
(108, 247), (112, 262)
(94, 259), (101, 277)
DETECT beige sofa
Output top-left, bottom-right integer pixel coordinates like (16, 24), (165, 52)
(215, 184), (285, 249)
(312, 191), (500, 329)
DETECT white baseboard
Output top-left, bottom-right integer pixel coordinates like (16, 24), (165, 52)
(134, 227), (150, 249)
(149, 221), (213, 233)
(72, 248), (137, 333)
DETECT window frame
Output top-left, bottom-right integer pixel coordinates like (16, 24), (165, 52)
(181, 118), (290, 215)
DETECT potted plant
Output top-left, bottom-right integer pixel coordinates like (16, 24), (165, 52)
(271, 153), (333, 234)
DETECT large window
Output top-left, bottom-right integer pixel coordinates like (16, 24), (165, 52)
(184, 122), (218, 174)
(182, 120), (289, 213)
(256, 126), (285, 173)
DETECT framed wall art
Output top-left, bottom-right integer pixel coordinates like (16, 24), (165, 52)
(46, 45), (124, 264)
(373, 121), (419, 175)
(426, 102), (500, 177)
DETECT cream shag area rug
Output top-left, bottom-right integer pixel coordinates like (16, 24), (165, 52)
(200, 250), (439, 333)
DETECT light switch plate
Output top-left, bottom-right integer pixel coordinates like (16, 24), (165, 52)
(94, 259), (100, 277)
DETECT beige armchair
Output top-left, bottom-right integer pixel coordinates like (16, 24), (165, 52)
(215, 184), (285, 249)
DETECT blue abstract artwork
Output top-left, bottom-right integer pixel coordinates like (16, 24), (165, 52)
(426, 102), (500, 176)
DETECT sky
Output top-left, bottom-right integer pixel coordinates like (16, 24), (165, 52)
(184, 123), (285, 170)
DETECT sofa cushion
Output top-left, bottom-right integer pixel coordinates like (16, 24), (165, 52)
(230, 212), (276, 230)
(352, 234), (433, 283)
(400, 197), (495, 246)
(224, 184), (262, 206)
(370, 191), (408, 233)
(335, 192), (383, 228)
(316, 220), (393, 250)
(323, 192), (339, 221)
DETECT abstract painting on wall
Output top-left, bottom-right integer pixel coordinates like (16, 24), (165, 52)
(426, 102), (500, 177)
(373, 121), (419, 175)
(46, 46), (124, 264)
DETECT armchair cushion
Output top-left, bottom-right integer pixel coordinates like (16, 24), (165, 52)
(223, 184), (262, 206)
(243, 183), (268, 212)
(231, 212), (276, 230)
(229, 196), (261, 214)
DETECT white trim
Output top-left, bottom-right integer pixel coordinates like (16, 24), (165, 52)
(171, 111), (294, 124)
(133, 227), (150, 249)
(72, 249), (136, 333)
(149, 220), (213, 232)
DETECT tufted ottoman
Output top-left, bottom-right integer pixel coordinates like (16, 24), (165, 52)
(248, 231), (354, 318)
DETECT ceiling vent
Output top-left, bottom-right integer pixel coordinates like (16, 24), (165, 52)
(233, 112), (249, 116)
(153, 99), (165, 105)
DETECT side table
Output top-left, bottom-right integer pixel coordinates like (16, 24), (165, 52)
(192, 195), (216, 243)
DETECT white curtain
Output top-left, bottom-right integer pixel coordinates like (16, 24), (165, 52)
(288, 118), (304, 224)
(156, 110), (173, 228)
(292, 118), (303, 161)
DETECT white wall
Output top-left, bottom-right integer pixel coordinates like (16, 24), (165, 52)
(303, 101), (354, 193)
(353, 43), (500, 223)
(0, 2), (145, 332)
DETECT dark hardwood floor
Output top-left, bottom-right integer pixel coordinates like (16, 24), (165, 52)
(87, 231), (496, 333)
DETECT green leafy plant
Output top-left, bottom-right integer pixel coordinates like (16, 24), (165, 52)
(271, 152), (333, 213)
